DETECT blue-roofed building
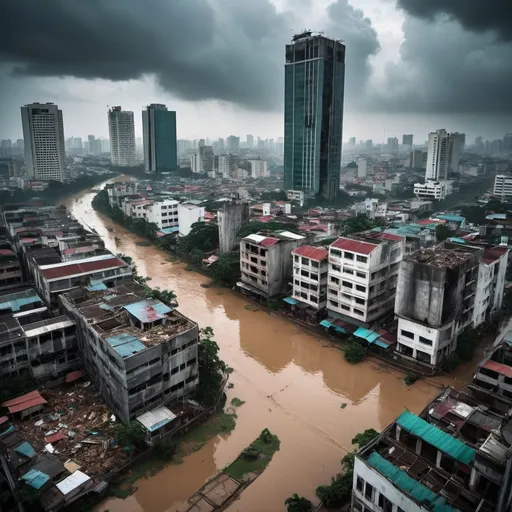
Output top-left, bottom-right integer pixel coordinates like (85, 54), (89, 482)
(353, 386), (512, 512)
(60, 281), (199, 424)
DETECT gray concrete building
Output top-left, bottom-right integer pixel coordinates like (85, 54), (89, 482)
(60, 281), (199, 423)
(218, 201), (249, 254)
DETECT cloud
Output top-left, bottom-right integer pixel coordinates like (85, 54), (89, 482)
(369, 15), (512, 115)
(0, 0), (380, 113)
(397, 0), (512, 41)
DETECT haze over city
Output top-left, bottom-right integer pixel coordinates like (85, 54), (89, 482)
(1, 0), (511, 141)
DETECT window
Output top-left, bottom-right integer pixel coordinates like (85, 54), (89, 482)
(356, 285), (366, 293)
(364, 482), (374, 501)
(419, 336), (433, 346)
(355, 297), (365, 305)
(342, 281), (353, 288)
(311, 261), (319, 268)
(401, 330), (414, 339)
(331, 249), (342, 258)
(344, 268), (354, 275)
(330, 276), (340, 285)
(356, 476), (364, 492)
(341, 304), (350, 311)
(378, 493), (393, 512)
(329, 300), (339, 308)
(356, 271), (366, 278)
(294, 255), (299, 262)
(331, 264), (341, 272)
(354, 309), (364, 316)
(356, 255), (367, 263)
(344, 252), (354, 260)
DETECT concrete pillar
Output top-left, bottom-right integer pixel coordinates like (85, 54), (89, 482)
(470, 468), (480, 489)
(415, 437), (422, 455)
(396, 425), (401, 441)
(436, 450), (442, 468)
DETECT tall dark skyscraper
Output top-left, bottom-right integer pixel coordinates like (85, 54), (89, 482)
(142, 104), (177, 172)
(284, 32), (345, 200)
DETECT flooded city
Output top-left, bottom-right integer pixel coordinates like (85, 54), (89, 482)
(58, 177), (484, 512)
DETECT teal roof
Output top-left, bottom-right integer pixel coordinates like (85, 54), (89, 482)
(0, 293), (41, 313)
(124, 299), (172, 323)
(354, 327), (380, 343)
(319, 319), (346, 333)
(15, 441), (36, 458)
(367, 452), (456, 512)
(435, 214), (465, 223)
(106, 333), (146, 358)
(282, 297), (297, 305)
(397, 411), (475, 464)
(448, 237), (467, 244)
(21, 468), (50, 489)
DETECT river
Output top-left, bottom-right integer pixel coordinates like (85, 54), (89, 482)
(59, 176), (485, 512)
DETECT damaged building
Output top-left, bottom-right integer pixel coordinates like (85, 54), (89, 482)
(59, 281), (199, 423)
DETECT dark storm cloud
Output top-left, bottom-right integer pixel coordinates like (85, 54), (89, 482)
(397, 0), (512, 41)
(0, 0), (380, 112)
(370, 15), (512, 115)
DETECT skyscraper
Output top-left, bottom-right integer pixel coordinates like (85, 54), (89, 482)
(21, 102), (65, 182)
(142, 104), (177, 172)
(108, 106), (135, 167)
(246, 134), (254, 149)
(425, 129), (464, 181)
(226, 136), (240, 152)
(284, 32), (345, 200)
(387, 137), (399, 152)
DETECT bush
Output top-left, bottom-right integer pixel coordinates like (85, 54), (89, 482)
(344, 342), (366, 364)
(154, 439), (177, 460)
(404, 373), (419, 386)
(285, 494), (313, 512)
(316, 473), (352, 507)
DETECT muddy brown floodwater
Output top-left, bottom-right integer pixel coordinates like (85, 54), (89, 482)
(59, 177), (480, 512)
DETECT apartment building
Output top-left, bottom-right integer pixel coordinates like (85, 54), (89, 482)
(353, 385), (510, 512)
(327, 232), (405, 327)
(106, 181), (140, 208)
(0, 287), (79, 381)
(238, 231), (307, 301)
(124, 198), (180, 230)
(395, 242), (482, 367)
(493, 174), (512, 198)
(414, 180), (452, 201)
(60, 281), (199, 423)
(178, 203), (205, 236)
(290, 245), (328, 320)
(0, 238), (22, 290)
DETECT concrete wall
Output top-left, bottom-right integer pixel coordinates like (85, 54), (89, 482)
(218, 202), (249, 253)
(178, 204), (205, 237)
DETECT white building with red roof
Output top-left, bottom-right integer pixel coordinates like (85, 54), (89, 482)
(327, 232), (406, 326)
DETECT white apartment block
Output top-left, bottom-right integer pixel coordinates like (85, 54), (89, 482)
(291, 246), (328, 310)
(327, 233), (405, 326)
(21, 102), (65, 182)
(127, 199), (179, 230)
(108, 106), (136, 167)
(248, 159), (269, 178)
(178, 203), (205, 236)
(190, 153), (201, 173)
(217, 154), (231, 178)
(357, 158), (368, 178)
(414, 180), (452, 201)
(425, 129), (464, 181)
(493, 174), (512, 198)
(239, 231), (306, 300)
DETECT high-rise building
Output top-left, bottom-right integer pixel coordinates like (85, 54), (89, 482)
(142, 104), (177, 172)
(284, 32), (345, 200)
(425, 129), (464, 181)
(387, 137), (399, 152)
(21, 102), (65, 182)
(199, 139), (205, 148)
(199, 145), (214, 172)
(246, 134), (254, 149)
(226, 135), (240, 152)
(402, 134), (413, 146)
(108, 106), (136, 167)
(348, 137), (356, 148)
(504, 134), (512, 152)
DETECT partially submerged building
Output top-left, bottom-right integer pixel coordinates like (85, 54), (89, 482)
(60, 281), (199, 423)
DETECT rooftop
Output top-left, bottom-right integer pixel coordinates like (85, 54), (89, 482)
(292, 245), (329, 261)
(406, 243), (480, 269)
(39, 255), (128, 281)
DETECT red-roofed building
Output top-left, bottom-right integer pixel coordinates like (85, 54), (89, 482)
(327, 233), (406, 326)
(239, 231), (307, 300)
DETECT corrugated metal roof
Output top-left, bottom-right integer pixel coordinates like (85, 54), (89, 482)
(123, 299), (172, 323)
(2, 390), (47, 414)
(0, 293), (41, 313)
(481, 359), (512, 378)
(435, 214), (465, 223)
(282, 297), (298, 305)
(137, 406), (177, 432)
(260, 237), (280, 247)
(354, 327), (381, 343)
(331, 237), (377, 255)
(367, 452), (456, 512)
(106, 333), (146, 358)
(279, 230), (305, 240)
(21, 468), (50, 489)
(45, 432), (65, 444)
(15, 441), (36, 458)
(56, 470), (91, 495)
(396, 411), (476, 464)
(292, 245), (329, 261)
(23, 318), (75, 338)
(0, 416), (8, 426)
(65, 370), (84, 383)
(40, 257), (127, 280)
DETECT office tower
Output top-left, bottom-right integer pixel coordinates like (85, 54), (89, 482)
(284, 32), (345, 200)
(365, 140), (373, 150)
(425, 129), (464, 181)
(226, 135), (240, 152)
(349, 137), (356, 148)
(108, 106), (135, 167)
(100, 138), (110, 154)
(212, 138), (225, 154)
(246, 134), (254, 149)
(409, 150), (424, 169)
(142, 104), (177, 172)
(387, 137), (399, 152)
(199, 139), (205, 148)
(402, 134), (413, 152)
(199, 146), (214, 172)
(21, 102), (65, 182)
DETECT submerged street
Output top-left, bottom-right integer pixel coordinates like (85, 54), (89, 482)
(60, 178), (484, 512)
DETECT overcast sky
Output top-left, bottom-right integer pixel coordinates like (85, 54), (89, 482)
(1, 0), (510, 143)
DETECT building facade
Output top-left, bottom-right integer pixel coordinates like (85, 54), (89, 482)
(493, 174), (512, 198)
(177, 203), (205, 237)
(248, 159), (269, 178)
(284, 32), (345, 200)
(21, 102), (65, 182)
(108, 106), (136, 167)
(142, 104), (177, 172)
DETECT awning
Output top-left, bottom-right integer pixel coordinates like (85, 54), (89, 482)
(2, 390), (46, 414)
(319, 319), (346, 334)
(282, 297), (297, 305)
(374, 340), (390, 349)
(354, 327), (381, 343)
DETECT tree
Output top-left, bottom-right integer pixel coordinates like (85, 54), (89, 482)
(435, 223), (455, 241)
(210, 252), (241, 287)
(196, 327), (227, 406)
(177, 222), (219, 254)
(352, 428), (379, 448)
(285, 494), (313, 512)
(343, 215), (383, 235)
(316, 473), (352, 507)
(114, 421), (146, 449)
(344, 341), (367, 364)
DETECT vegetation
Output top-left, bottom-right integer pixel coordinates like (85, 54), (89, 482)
(316, 428), (379, 508)
(154, 439), (178, 461)
(113, 421), (146, 450)
(196, 327), (228, 406)
(267, 298), (282, 311)
(210, 251), (241, 287)
(225, 428), (280, 481)
(343, 214), (385, 235)
(176, 222), (219, 255)
(344, 340), (367, 364)
(285, 494), (313, 512)
(230, 397), (245, 407)
(435, 223), (455, 241)
(455, 327), (480, 362)
(404, 373), (419, 386)
(260, 190), (287, 201)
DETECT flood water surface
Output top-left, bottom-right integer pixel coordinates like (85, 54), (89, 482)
(59, 180), (471, 512)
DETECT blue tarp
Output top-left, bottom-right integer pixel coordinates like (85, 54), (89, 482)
(282, 297), (297, 305)
(87, 283), (107, 291)
(0, 425), (14, 437)
(448, 237), (467, 244)
(160, 226), (180, 234)
(106, 333), (146, 358)
(124, 299), (172, 323)
(319, 320), (332, 328)
(21, 469), (50, 489)
(0, 294), (40, 313)
(15, 441), (36, 458)
(354, 327), (380, 343)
